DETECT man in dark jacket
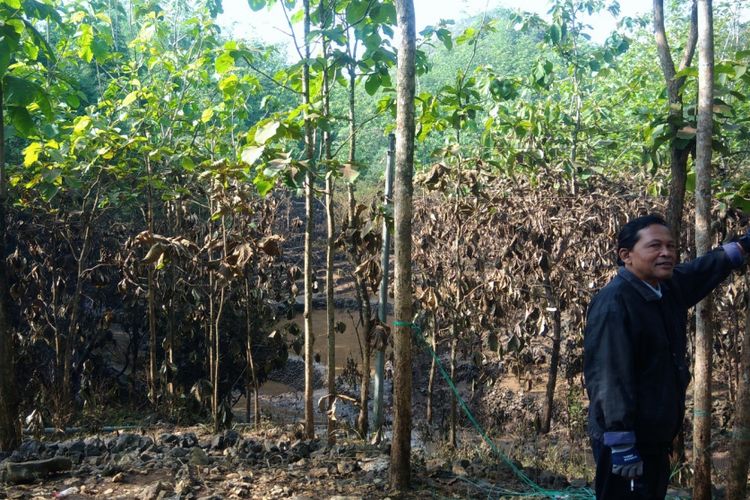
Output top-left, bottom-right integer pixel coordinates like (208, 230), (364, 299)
(584, 214), (748, 499)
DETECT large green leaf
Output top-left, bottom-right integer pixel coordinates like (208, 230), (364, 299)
(365, 73), (381, 95)
(346, 0), (369, 25)
(255, 120), (280, 144)
(8, 106), (33, 136)
(215, 52), (235, 74)
(4, 75), (41, 106)
(23, 141), (43, 166)
(78, 24), (94, 63)
(0, 0), (22, 9)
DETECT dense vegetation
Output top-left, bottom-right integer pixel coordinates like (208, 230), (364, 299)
(1, 0), (750, 496)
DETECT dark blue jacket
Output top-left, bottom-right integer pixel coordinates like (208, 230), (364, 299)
(584, 248), (735, 446)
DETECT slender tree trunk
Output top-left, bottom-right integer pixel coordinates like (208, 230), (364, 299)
(389, 0), (416, 490)
(653, 0), (698, 243)
(244, 278), (260, 425)
(302, 0), (316, 440)
(146, 157), (158, 406)
(320, 2), (337, 443)
(692, 3), (714, 497)
(0, 81), (20, 451)
(448, 334), (457, 446)
(63, 188), (98, 422)
(541, 274), (561, 434)
(166, 266), (176, 401)
(727, 275), (750, 499)
(357, 280), (372, 437)
(426, 318), (437, 426)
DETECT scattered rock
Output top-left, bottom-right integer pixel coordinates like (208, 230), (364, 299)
(143, 480), (172, 500)
(2, 456), (73, 484)
(189, 448), (210, 466)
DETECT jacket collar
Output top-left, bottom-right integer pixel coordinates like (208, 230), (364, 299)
(617, 266), (669, 302)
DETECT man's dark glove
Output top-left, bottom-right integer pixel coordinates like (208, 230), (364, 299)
(604, 431), (643, 478)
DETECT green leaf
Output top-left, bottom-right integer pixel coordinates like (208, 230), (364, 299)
(1, 0), (22, 9)
(73, 115), (92, 135)
(218, 74), (238, 94)
(346, 0), (369, 25)
(181, 157), (195, 172)
(4, 75), (41, 106)
(201, 108), (214, 123)
(247, 0), (268, 11)
(9, 107), (33, 136)
(674, 67), (698, 79)
(253, 176), (274, 196)
(241, 145), (265, 165)
(121, 91), (138, 107)
(215, 52), (235, 74)
(255, 121), (280, 144)
(65, 93), (81, 108)
(549, 24), (561, 44)
(78, 24), (94, 63)
(23, 142), (43, 166)
(365, 73), (381, 95)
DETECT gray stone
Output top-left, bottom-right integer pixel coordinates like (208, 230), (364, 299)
(224, 430), (240, 448)
(189, 448), (210, 466)
(168, 447), (189, 459)
(112, 433), (141, 453)
(143, 480), (172, 500)
(84, 437), (104, 457)
(159, 433), (178, 446)
(178, 433), (198, 448)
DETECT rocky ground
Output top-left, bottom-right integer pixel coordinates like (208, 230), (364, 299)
(0, 423), (536, 500)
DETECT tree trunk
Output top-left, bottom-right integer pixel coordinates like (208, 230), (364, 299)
(244, 278), (260, 426)
(320, 3), (336, 443)
(653, 0), (698, 243)
(448, 334), (457, 446)
(541, 274), (562, 434)
(692, 2), (714, 498)
(389, 0), (416, 490)
(302, 0), (316, 440)
(0, 80), (20, 451)
(727, 275), (750, 499)
(356, 280), (372, 438)
(426, 318), (437, 426)
(146, 157), (157, 406)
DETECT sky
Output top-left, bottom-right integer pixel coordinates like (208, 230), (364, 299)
(216, 0), (656, 56)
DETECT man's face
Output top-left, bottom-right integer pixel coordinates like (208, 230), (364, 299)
(618, 224), (676, 285)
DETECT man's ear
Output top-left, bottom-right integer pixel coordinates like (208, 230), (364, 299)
(618, 248), (630, 265)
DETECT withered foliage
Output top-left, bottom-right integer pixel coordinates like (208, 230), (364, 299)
(413, 161), (748, 434)
(6, 183), (296, 426)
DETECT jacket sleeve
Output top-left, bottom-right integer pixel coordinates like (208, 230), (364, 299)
(672, 247), (737, 308)
(584, 296), (638, 433)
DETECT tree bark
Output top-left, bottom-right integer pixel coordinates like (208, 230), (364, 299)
(0, 80), (20, 451)
(244, 278), (260, 426)
(692, 2), (714, 498)
(541, 273), (561, 434)
(146, 157), (158, 406)
(727, 275), (750, 500)
(302, 0), (316, 440)
(389, 0), (416, 490)
(356, 279), (372, 438)
(653, 0), (698, 243)
(320, 1), (336, 444)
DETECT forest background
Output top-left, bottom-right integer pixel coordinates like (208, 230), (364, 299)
(1, 0), (750, 498)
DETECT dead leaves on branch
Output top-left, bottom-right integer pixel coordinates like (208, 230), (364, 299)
(413, 171), (670, 384)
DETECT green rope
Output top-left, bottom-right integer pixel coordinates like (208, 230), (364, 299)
(393, 320), (595, 499)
